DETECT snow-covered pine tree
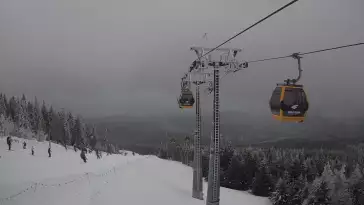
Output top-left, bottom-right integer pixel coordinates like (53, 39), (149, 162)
(13, 97), (21, 129)
(0, 114), (6, 134)
(270, 178), (290, 205)
(321, 162), (336, 198)
(306, 177), (331, 205)
(7, 96), (30, 138)
(0, 94), (6, 117)
(330, 164), (354, 205)
(348, 164), (363, 186)
(241, 150), (258, 189)
(291, 174), (308, 205)
(224, 154), (244, 190)
(3, 94), (10, 119)
(80, 119), (86, 147)
(8, 96), (17, 123)
(59, 109), (71, 146)
(306, 158), (319, 183)
(300, 182), (310, 205)
(289, 158), (305, 180)
(67, 112), (75, 145)
(84, 124), (93, 145)
(64, 113), (71, 145)
(220, 148), (232, 182)
(252, 165), (274, 197)
(0, 94), (7, 135)
(47, 106), (55, 141)
(89, 125), (97, 150)
(41, 101), (49, 133)
(282, 170), (290, 182)
(80, 120), (88, 147)
(20, 94), (30, 129)
(27, 101), (34, 133)
(72, 116), (84, 147)
(32, 97), (42, 134)
(350, 178), (364, 205)
(50, 109), (64, 142)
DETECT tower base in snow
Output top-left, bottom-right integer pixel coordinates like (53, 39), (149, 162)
(192, 190), (204, 200)
(206, 200), (219, 205)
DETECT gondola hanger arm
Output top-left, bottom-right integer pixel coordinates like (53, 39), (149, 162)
(284, 53), (303, 85)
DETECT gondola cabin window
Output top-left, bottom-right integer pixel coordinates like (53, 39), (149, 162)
(282, 87), (308, 116)
(282, 88), (297, 106)
(269, 87), (282, 115)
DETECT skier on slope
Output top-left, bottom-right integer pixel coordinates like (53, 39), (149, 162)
(6, 136), (12, 151)
(23, 141), (27, 149)
(80, 149), (87, 163)
(48, 147), (52, 158)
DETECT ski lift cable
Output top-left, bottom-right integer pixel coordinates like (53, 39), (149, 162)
(192, 0), (300, 63)
(182, 0), (299, 85)
(247, 42), (364, 63)
(203, 42), (364, 95)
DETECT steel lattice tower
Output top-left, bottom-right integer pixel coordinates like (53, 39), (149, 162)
(186, 47), (242, 205)
(192, 83), (204, 200)
(206, 67), (220, 205)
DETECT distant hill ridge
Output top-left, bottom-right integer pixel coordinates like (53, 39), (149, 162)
(87, 112), (364, 148)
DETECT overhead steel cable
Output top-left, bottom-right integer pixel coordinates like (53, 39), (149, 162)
(300, 42), (364, 55)
(192, 0), (300, 64)
(247, 42), (364, 63)
(247, 55), (292, 63)
(204, 42), (364, 94)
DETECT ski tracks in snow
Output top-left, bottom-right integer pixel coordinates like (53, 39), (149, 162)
(0, 156), (147, 205)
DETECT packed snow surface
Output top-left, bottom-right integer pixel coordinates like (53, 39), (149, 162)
(0, 137), (271, 205)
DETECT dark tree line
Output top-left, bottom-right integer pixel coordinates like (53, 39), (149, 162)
(0, 93), (115, 154)
(157, 137), (194, 165)
(158, 138), (364, 205)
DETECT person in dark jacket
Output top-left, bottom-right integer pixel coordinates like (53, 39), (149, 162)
(31, 146), (35, 156)
(80, 150), (87, 163)
(6, 136), (12, 151)
(48, 147), (52, 158)
(280, 100), (290, 111)
(23, 141), (27, 149)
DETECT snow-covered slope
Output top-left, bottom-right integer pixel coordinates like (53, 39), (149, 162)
(0, 136), (271, 205)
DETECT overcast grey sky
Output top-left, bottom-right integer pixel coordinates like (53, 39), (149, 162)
(0, 0), (363, 118)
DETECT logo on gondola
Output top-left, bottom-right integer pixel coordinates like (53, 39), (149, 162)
(291, 105), (299, 110)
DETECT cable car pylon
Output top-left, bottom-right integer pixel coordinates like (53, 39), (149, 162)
(190, 46), (209, 200)
(185, 46), (242, 205)
(192, 79), (204, 200)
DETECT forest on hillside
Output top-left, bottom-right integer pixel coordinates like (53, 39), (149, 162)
(0, 93), (116, 153)
(158, 139), (364, 205)
(2, 92), (363, 204)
